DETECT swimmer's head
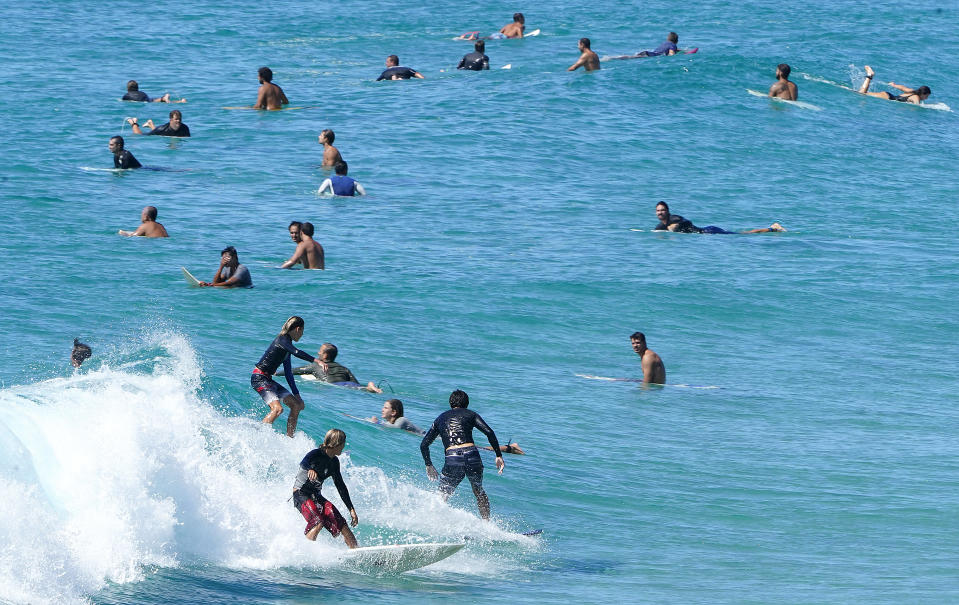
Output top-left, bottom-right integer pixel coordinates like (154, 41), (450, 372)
(301, 222), (315, 237)
(109, 136), (125, 153)
(126, 80), (139, 92)
(916, 85), (931, 99)
(319, 342), (338, 361)
(384, 399), (404, 420)
(449, 389), (470, 409)
(579, 38), (591, 50)
(655, 201), (670, 221)
(321, 428), (346, 454)
(169, 109), (182, 127)
(142, 206), (158, 221)
(288, 221), (302, 241)
(777, 63), (791, 79)
(280, 315), (305, 339)
(220, 245), (238, 265)
(334, 161), (349, 176)
(71, 338), (92, 368)
(513, 12), (524, 24)
(258, 66), (273, 83)
(475, 40), (485, 53)
(630, 332), (647, 354)
(668, 32), (679, 43)
(319, 129), (334, 144)
(386, 55), (399, 67)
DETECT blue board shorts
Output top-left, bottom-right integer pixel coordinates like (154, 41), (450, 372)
(439, 446), (484, 495)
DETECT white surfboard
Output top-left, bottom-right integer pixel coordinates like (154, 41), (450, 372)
(181, 267), (201, 287)
(746, 89), (822, 111)
(340, 542), (465, 573)
(525, 29), (541, 37)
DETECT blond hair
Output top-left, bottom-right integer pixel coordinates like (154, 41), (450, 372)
(279, 315), (304, 336)
(322, 428), (346, 450)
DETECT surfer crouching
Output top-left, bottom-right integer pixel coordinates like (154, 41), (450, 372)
(293, 429), (359, 548)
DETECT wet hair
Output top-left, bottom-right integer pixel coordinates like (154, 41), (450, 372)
(475, 40), (485, 53)
(288, 220), (302, 231)
(630, 332), (646, 343)
(322, 428), (346, 450)
(144, 206), (158, 220)
(258, 66), (273, 82)
(126, 80), (139, 92)
(386, 398), (404, 418)
(301, 222), (315, 237)
(71, 339), (92, 366)
(320, 128), (335, 144)
(319, 342), (338, 361)
(668, 32), (679, 43)
(279, 315), (305, 336)
(220, 245), (237, 258)
(579, 37), (591, 49)
(449, 389), (470, 409)
(110, 135), (125, 149)
(169, 109), (182, 119)
(656, 201), (670, 211)
(513, 12), (524, 23)
(387, 55), (399, 66)
(777, 63), (791, 79)
(916, 85), (931, 97)
(334, 161), (349, 176)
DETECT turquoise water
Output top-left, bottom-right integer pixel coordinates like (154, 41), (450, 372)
(1, 1), (958, 603)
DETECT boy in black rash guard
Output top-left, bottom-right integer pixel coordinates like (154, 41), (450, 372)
(292, 428), (359, 547)
(420, 389), (505, 520)
(376, 55), (425, 80)
(458, 41), (490, 71)
(108, 136), (141, 169)
(250, 316), (322, 437)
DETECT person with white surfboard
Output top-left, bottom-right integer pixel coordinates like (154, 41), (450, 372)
(420, 389), (505, 520)
(630, 332), (666, 385)
(292, 428), (359, 547)
(768, 63), (798, 101)
(458, 40), (490, 71)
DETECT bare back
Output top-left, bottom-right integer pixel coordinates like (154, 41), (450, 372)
(571, 50), (601, 72)
(138, 220), (169, 238)
(768, 80), (798, 101)
(641, 349), (666, 384)
(255, 82), (289, 110)
(302, 237), (325, 269)
(500, 22), (524, 38)
(322, 145), (343, 167)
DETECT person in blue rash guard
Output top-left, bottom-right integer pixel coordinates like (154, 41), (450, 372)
(292, 428), (359, 547)
(653, 201), (786, 234)
(317, 161), (367, 196)
(251, 315), (322, 437)
(420, 389), (505, 520)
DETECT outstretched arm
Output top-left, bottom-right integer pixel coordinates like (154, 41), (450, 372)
(317, 178), (333, 195)
(568, 56), (586, 71)
(413, 71), (425, 79)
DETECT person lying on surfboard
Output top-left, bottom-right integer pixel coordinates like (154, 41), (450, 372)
(253, 66), (289, 110)
(654, 201), (786, 234)
(768, 63), (798, 101)
(606, 32), (683, 60)
(857, 65), (931, 105)
(293, 429), (359, 548)
(285, 343), (382, 393)
(118, 206), (168, 237)
(455, 12), (525, 40)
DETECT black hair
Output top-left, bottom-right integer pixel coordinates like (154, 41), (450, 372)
(320, 342), (338, 361)
(169, 109), (182, 119)
(144, 206), (158, 220)
(110, 135), (124, 148)
(449, 389), (470, 409)
(475, 40), (485, 53)
(513, 12), (524, 23)
(777, 63), (791, 79)
(916, 85), (931, 96)
(387, 55), (399, 66)
(334, 161), (348, 175)
(668, 32), (679, 43)
(301, 222), (315, 237)
(579, 37), (591, 49)
(288, 221), (302, 230)
(221, 245), (237, 257)
(630, 332), (646, 342)
(258, 66), (273, 82)
(320, 128), (334, 144)
(386, 398), (404, 417)
(126, 80), (139, 91)
(656, 201), (670, 211)
(72, 339), (92, 365)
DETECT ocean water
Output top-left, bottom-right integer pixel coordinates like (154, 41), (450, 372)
(1, 0), (958, 603)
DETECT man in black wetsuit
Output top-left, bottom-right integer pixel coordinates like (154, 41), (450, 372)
(376, 55), (425, 81)
(653, 201), (785, 234)
(292, 428), (359, 547)
(108, 136), (141, 169)
(128, 110), (190, 137)
(289, 343), (382, 393)
(420, 389), (505, 520)
(458, 41), (490, 71)
(121, 80), (184, 103)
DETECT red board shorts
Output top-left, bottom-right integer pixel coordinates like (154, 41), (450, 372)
(294, 491), (346, 537)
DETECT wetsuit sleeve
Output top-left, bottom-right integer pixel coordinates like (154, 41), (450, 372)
(481, 56), (489, 70)
(293, 467), (310, 491)
(291, 364), (313, 375)
(330, 458), (355, 511)
(376, 71), (388, 81)
(420, 423), (439, 466)
(283, 356), (299, 396)
(473, 412), (502, 457)
(457, 56), (466, 69)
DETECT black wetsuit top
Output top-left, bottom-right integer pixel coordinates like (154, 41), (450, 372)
(255, 334), (315, 395)
(147, 122), (190, 137)
(420, 408), (502, 466)
(114, 150), (142, 169)
(292, 360), (357, 383)
(457, 52), (490, 71)
(122, 90), (151, 102)
(654, 214), (701, 233)
(377, 66), (418, 81)
(294, 448), (354, 509)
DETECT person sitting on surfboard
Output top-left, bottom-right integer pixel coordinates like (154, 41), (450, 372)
(318, 161), (367, 196)
(857, 65), (931, 105)
(653, 201), (785, 234)
(287, 343), (383, 393)
(421, 390), (505, 520)
(127, 109), (190, 137)
(630, 332), (666, 385)
(458, 40), (490, 71)
(376, 55), (424, 81)
(253, 66), (289, 110)
(455, 13), (525, 41)
(293, 429), (360, 548)
(568, 38), (600, 72)
(281, 221), (324, 269)
(118, 206), (168, 238)
(768, 63), (798, 101)
(108, 136), (141, 169)
(198, 246), (253, 288)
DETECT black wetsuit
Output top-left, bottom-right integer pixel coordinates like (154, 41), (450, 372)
(420, 408), (502, 466)
(292, 448), (354, 510)
(147, 122), (190, 137)
(122, 90), (151, 102)
(114, 150), (142, 169)
(654, 214), (700, 233)
(377, 66), (419, 81)
(292, 360), (357, 384)
(457, 52), (490, 71)
(253, 334), (315, 396)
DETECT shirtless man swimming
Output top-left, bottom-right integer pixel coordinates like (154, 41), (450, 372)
(317, 129), (343, 167)
(253, 66), (289, 110)
(282, 221), (325, 269)
(857, 65), (931, 104)
(568, 38), (600, 72)
(768, 63), (798, 101)
(118, 206), (169, 237)
(630, 332), (666, 385)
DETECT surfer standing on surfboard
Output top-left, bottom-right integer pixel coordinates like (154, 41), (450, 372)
(630, 332), (666, 385)
(293, 428), (360, 548)
(253, 66), (289, 110)
(421, 390), (505, 520)
(768, 64), (798, 101)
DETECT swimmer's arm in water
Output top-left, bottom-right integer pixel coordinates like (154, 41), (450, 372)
(568, 54), (588, 71)
(354, 182), (367, 196)
(317, 178), (333, 195)
(118, 225), (147, 236)
(281, 241), (309, 268)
